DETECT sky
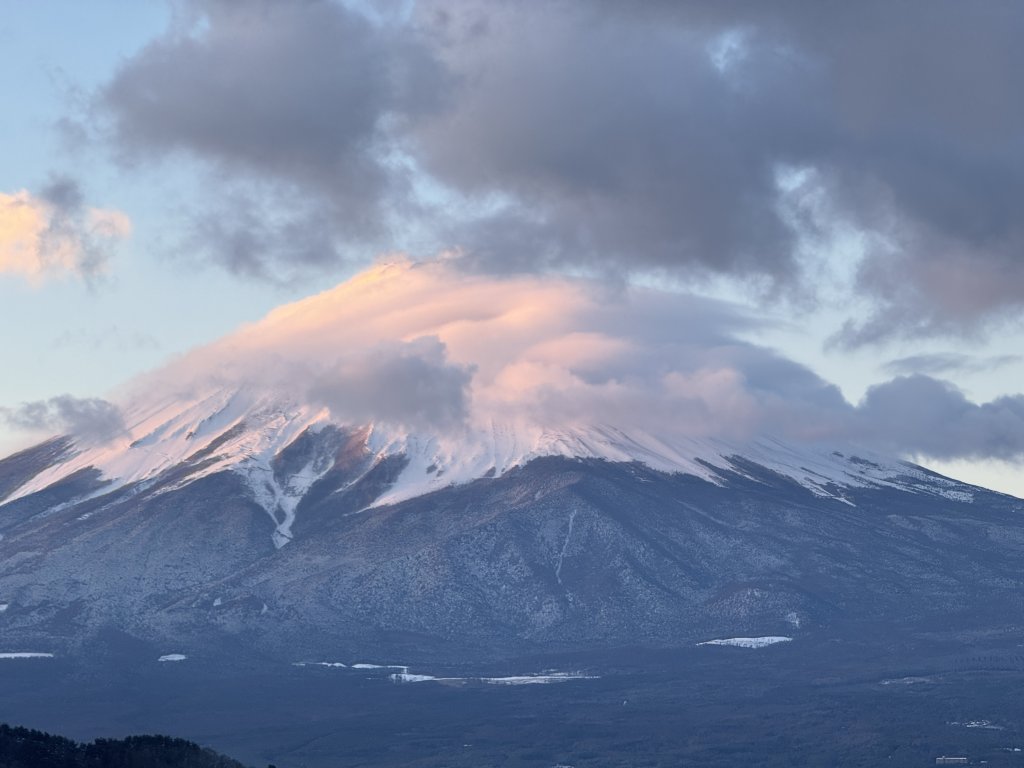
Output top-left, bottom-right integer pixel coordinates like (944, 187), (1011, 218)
(2, 0), (1024, 496)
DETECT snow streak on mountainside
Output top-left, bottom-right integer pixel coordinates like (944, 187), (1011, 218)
(1, 384), (981, 549)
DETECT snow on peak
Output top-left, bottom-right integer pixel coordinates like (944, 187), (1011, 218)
(1, 381), (980, 550)
(0, 260), (1002, 545)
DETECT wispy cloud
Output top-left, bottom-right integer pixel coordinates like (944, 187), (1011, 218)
(882, 353), (1022, 378)
(857, 375), (1024, 461)
(308, 337), (474, 432)
(0, 178), (131, 283)
(1, 395), (126, 444)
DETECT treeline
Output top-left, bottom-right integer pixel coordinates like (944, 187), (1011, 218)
(0, 724), (251, 768)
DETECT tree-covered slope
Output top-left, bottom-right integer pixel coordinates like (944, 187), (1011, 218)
(0, 724), (250, 768)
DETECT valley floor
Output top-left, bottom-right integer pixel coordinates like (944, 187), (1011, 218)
(3, 630), (1024, 767)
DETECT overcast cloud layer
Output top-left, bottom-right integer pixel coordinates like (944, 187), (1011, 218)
(86, 0), (1024, 342)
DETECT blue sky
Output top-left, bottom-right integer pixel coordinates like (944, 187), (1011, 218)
(0, 1), (346, 439)
(2, 1), (1024, 496)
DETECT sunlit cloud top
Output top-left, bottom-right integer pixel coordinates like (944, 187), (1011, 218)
(3, 0), (1024, 497)
(0, 182), (130, 283)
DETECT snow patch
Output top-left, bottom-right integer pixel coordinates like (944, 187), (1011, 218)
(352, 662), (407, 670)
(938, 489), (974, 503)
(0, 652), (54, 659)
(158, 654), (187, 662)
(389, 669), (597, 685)
(293, 660), (596, 686)
(391, 672), (439, 683)
(698, 636), (792, 648)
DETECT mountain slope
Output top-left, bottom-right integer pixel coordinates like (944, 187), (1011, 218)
(1, 394), (1021, 663)
(0, 385), (986, 543)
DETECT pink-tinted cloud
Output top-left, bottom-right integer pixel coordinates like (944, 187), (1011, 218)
(0, 184), (131, 283)
(125, 258), (835, 441)
(0, 257), (1004, 462)
(1, 395), (126, 444)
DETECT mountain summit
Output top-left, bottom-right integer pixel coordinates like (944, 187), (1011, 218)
(1, 388), (1018, 663)
(1, 261), (1022, 663)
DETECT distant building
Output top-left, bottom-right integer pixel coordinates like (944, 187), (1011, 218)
(936, 758), (968, 765)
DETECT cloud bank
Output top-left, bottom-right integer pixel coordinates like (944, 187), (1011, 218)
(0, 179), (131, 282)
(88, 0), (1024, 341)
(125, 259), (1024, 462)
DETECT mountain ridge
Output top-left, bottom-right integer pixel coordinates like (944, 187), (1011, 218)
(0, 386), (998, 556)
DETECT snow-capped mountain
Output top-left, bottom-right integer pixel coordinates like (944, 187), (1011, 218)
(1, 385), (980, 551)
(1, 383), (1020, 664)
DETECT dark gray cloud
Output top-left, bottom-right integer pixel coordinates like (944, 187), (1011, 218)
(99, 0), (443, 278)
(855, 375), (1024, 461)
(117, 258), (1024, 464)
(180, 189), (342, 281)
(308, 337), (474, 431)
(882, 353), (1022, 378)
(1, 395), (126, 444)
(92, 0), (1024, 338)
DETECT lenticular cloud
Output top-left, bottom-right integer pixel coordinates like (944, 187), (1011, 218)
(133, 257), (844, 444)
(109, 257), (1024, 463)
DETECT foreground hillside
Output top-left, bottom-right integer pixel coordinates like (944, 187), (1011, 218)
(0, 724), (248, 768)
